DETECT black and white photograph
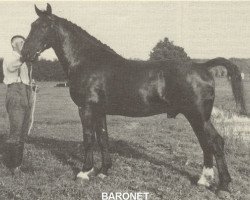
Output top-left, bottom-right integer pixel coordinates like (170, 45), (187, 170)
(0, 1), (250, 200)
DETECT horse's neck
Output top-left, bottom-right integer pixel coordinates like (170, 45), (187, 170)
(52, 24), (81, 74)
(52, 21), (123, 75)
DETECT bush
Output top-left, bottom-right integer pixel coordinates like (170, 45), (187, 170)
(150, 37), (190, 62)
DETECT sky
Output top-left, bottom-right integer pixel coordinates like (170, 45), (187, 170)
(1, 1), (250, 60)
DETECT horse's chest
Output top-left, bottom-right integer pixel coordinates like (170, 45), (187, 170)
(69, 75), (105, 106)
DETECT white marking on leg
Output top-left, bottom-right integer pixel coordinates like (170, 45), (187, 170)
(77, 168), (94, 180)
(198, 167), (214, 187)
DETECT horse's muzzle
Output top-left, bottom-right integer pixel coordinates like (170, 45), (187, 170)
(21, 50), (39, 62)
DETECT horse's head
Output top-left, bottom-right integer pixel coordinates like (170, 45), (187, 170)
(22, 3), (55, 61)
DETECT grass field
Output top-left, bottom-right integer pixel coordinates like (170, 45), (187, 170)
(0, 78), (249, 200)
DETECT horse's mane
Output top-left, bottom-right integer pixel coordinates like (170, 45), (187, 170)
(55, 15), (122, 58)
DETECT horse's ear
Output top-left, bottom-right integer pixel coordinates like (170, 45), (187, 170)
(35, 5), (43, 17)
(46, 3), (52, 15)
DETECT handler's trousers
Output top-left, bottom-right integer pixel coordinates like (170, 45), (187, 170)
(3, 82), (32, 170)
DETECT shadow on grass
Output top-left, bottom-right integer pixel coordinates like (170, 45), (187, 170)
(24, 135), (199, 185)
(26, 136), (82, 177)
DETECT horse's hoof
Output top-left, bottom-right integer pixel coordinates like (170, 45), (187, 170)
(217, 190), (232, 199)
(97, 173), (107, 179)
(76, 177), (89, 185)
(197, 178), (211, 188)
(76, 173), (90, 185)
(76, 168), (95, 182)
(197, 167), (214, 188)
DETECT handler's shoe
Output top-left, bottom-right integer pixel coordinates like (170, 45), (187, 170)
(3, 141), (24, 172)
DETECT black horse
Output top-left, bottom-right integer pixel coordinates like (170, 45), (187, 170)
(21, 4), (247, 198)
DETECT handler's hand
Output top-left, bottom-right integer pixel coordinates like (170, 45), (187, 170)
(32, 85), (39, 93)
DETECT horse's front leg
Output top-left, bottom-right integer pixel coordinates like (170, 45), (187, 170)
(76, 105), (95, 181)
(95, 114), (112, 178)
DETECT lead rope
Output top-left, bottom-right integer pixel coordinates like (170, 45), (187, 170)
(27, 65), (38, 136)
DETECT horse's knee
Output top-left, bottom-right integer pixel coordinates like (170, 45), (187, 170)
(83, 133), (94, 148)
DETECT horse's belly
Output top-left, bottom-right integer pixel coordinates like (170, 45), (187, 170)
(105, 100), (168, 117)
(106, 109), (165, 117)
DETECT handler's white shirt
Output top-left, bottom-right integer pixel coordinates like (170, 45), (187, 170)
(3, 51), (30, 85)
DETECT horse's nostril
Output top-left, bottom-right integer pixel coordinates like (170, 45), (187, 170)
(22, 52), (30, 61)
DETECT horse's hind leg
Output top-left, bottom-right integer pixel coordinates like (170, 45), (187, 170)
(204, 120), (231, 195)
(185, 112), (231, 194)
(185, 113), (215, 187)
(95, 114), (112, 178)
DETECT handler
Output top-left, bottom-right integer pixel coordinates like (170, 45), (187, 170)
(2, 35), (33, 173)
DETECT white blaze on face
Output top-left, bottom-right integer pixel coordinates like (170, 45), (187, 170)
(76, 168), (94, 180)
(197, 167), (214, 187)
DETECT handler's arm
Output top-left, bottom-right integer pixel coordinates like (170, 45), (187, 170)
(5, 55), (24, 72)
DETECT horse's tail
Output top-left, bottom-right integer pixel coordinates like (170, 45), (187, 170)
(199, 57), (247, 115)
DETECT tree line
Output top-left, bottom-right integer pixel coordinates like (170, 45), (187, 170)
(0, 58), (66, 82)
(0, 37), (249, 82)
